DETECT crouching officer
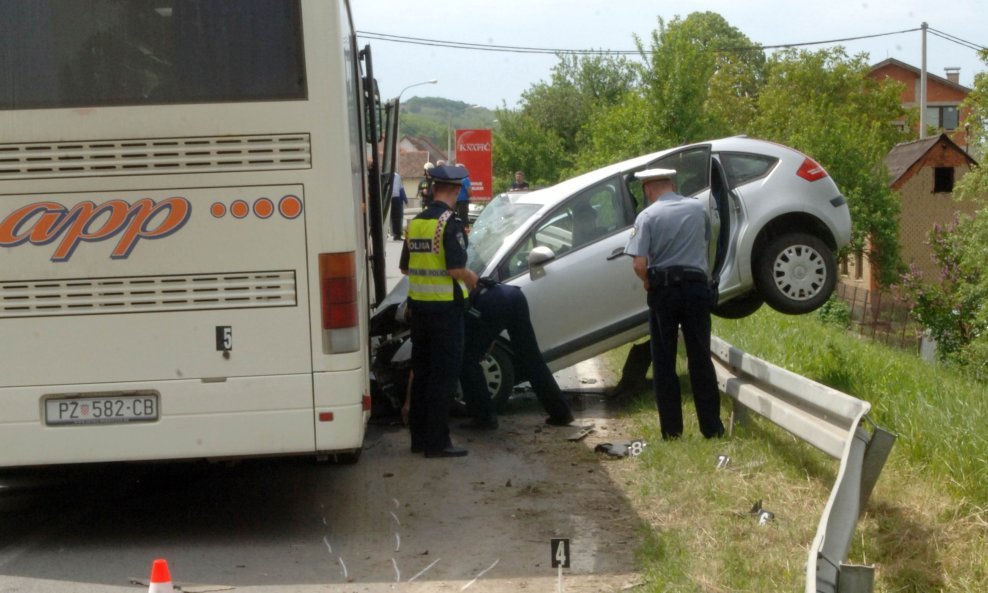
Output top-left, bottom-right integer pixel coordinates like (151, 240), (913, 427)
(624, 168), (724, 440)
(460, 279), (575, 429)
(400, 164), (478, 458)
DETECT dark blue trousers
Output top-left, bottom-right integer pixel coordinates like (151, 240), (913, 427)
(647, 281), (724, 438)
(461, 284), (572, 421)
(390, 196), (405, 238)
(409, 304), (464, 452)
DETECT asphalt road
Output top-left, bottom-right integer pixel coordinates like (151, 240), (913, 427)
(0, 221), (624, 593)
(0, 394), (639, 593)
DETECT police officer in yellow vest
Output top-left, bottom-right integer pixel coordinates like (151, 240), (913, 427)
(399, 164), (478, 458)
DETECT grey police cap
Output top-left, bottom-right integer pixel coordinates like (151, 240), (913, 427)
(429, 164), (469, 185)
(634, 168), (677, 182)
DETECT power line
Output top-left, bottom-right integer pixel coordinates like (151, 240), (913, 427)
(927, 27), (986, 53)
(716, 27), (922, 52)
(357, 26), (966, 57)
(361, 26), (985, 60)
(357, 31), (633, 55)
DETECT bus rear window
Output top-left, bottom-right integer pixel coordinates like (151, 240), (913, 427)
(0, 0), (306, 110)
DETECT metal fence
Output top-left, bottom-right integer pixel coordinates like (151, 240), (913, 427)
(836, 284), (924, 352)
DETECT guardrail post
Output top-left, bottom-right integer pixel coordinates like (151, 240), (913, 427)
(859, 425), (897, 509)
(729, 398), (748, 436)
(837, 563), (875, 593)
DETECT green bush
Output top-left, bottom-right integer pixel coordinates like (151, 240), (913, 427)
(815, 294), (851, 328)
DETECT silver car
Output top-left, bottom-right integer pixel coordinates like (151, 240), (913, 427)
(465, 136), (851, 377)
(372, 137), (851, 411)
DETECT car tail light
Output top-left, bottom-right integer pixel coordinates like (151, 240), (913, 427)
(796, 157), (829, 182)
(319, 252), (359, 353)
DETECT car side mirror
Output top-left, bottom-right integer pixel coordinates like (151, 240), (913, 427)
(528, 246), (556, 280)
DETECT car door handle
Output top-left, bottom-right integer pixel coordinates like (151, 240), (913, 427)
(607, 247), (627, 261)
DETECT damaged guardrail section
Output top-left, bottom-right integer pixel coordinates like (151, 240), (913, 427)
(710, 337), (896, 593)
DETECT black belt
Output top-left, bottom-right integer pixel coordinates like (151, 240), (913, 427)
(647, 266), (708, 288)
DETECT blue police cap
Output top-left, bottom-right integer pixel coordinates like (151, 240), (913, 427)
(429, 164), (469, 185)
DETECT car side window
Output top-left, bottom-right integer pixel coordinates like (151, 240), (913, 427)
(501, 178), (624, 278)
(572, 181), (623, 246)
(638, 147), (712, 200)
(720, 152), (778, 188)
(503, 211), (571, 277)
(626, 175), (646, 213)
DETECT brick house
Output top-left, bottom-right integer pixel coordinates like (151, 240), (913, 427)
(841, 133), (979, 291)
(868, 58), (973, 148)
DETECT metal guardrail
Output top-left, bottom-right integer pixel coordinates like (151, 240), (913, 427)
(710, 337), (896, 593)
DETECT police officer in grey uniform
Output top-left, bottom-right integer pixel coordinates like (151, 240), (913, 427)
(624, 168), (725, 440)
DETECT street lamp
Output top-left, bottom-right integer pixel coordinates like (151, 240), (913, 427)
(393, 79), (437, 209)
(395, 78), (437, 154)
(396, 78), (438, 104)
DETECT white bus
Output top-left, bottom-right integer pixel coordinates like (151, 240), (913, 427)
(0, 0), (397, 467)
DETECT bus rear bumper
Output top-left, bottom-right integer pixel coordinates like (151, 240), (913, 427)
(0, 371), (367, 468)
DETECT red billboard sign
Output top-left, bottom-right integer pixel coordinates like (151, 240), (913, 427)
(454, 129), (492, 200)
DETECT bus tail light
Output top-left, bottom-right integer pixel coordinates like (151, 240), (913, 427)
(319, 252), (359, 354)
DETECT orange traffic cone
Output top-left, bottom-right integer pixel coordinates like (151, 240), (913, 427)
(148, 558), (175, 593)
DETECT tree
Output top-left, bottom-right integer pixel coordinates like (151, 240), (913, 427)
(955, 49), (988, 201)
(495, 53), (637, 186)
(491, 108), (567, 191)
(752, 47), (910, 285)
(638, 12), (764, 144)
(573, 12), (764, 172)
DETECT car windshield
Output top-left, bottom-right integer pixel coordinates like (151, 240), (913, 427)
(466, 194), (541, 275)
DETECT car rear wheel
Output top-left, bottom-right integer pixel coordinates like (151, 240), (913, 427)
(755, 232), (836, 315)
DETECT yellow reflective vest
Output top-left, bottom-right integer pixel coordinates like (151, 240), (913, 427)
(406, 210), (467, 302)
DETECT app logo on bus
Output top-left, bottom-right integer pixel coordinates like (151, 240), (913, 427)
(0, 197), (191, 262)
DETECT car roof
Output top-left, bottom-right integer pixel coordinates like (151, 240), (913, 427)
(507, 136), (789, 213)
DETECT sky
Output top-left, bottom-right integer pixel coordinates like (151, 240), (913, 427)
(349, 0), (986, 110)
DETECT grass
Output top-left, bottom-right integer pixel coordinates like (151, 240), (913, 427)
(607, 308), (988, 592)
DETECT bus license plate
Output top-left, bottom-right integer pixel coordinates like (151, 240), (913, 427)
(45, 392), (159, 426)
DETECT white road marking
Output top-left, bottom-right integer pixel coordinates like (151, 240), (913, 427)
(460, 558), (500, 591)
(338, 556), (348, 579)
(322, 536), (332, 554)
(391, 557), (400, 582)
(408, 558), (440, 582)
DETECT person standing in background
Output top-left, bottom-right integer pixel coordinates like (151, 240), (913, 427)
(455, 165), (471, 224)
(416, 162), (435, 207)
(509, 170), (530, 190)
(390, 171), (408, 240)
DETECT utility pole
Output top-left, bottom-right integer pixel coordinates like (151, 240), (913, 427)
(919, 22), (928, 139)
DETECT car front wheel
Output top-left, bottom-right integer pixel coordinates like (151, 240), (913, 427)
(482, 343), (516, 412)
(754, 232), (836, 315)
